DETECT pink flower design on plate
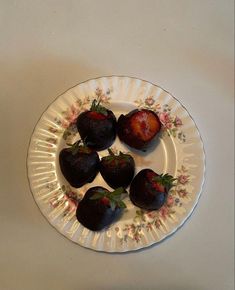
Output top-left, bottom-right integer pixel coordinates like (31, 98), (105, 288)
(49, 127), (58, 133)
(147, 211), (155, 219)
(61, 120), (69, 129)
(178, 175), (189, 185)
(166, 195), (174, 207)
(66, 105), (79, 124)
(178, 188), (188, 197)
(145, 96), (155, 106)
(134, 234), (141, 242)
(159, 112), (172, 129)
(146, 222), (153, 231)
(165, 122), (173, 129)
(49, 197), (59, 207)
(66, 190), (78, 201)
(155, 219), (161, 228)
(159, 206), (169, 219)
(65, 198), (77, 213)
(174, 116), (183, 127)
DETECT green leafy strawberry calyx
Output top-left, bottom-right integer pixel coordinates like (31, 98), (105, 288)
(102, 149), (132, 163)
(153, 173), (176, 191)
(90, 99), (108, 116)
(66, 140), (91, 155)
(90, 187), (127, 211)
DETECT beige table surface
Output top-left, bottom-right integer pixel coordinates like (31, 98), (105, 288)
(0, 1), (234, 290)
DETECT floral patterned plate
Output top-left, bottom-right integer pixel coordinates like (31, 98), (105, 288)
(27, 76), (205, 252)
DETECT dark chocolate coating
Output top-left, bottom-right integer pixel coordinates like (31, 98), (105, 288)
(76, 186), (122, 231)
(76, 110), (116, 151)
(130, 169), (167, 210)
(99, 155), (135, 189)
(59, 149), (99, 188)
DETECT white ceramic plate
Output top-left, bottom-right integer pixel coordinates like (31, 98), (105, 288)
(27, 76), (205, 252)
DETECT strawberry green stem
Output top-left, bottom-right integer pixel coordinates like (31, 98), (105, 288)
(66, 140), (88, 155)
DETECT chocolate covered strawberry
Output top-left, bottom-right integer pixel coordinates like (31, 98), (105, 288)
(76, 99), (116, 151)
(59, 141), (99, 188)
(100, 149), (135, 189)
(130, 169), (175, 210)
(117, 109), (161, 151)
(76, 186), (127, 231)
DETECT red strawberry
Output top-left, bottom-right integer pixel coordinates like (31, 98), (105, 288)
(130, 169), (175, 210)
(100, 196), (110, 206)
(88, 111), (107, 120)
(146, 171), (165, 192)
(117, 109), (161, 151)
